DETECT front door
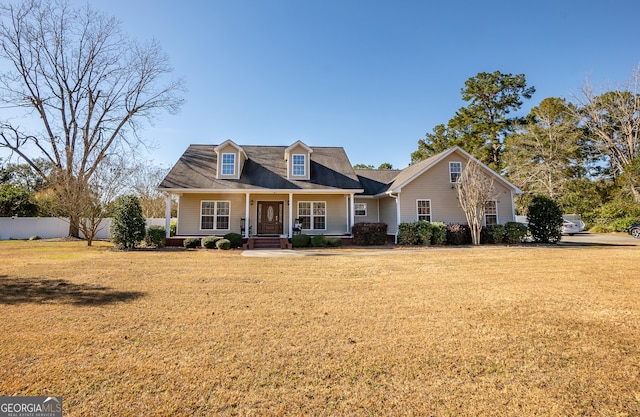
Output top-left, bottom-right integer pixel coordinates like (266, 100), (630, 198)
(257, 201), (283, 235)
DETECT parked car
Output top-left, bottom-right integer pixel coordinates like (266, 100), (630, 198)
(561, 221), (581, 236)
(628, 223), (640, 239)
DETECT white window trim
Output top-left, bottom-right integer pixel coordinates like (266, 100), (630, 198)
(449, 161), (462, 183)
(416, 199), (432, 222)
(221, 153), (236, 176)
(484, 200), (498, 226)
(354, 202), (367, 216)
(200, 200), (231, 231)
(292, 153), (306, 177)
(297, 201), (327, 231)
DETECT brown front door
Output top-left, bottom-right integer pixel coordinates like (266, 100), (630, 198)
(257, 201), (283, 235)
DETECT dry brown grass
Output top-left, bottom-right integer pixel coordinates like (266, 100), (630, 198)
(1, 240), (639, 416)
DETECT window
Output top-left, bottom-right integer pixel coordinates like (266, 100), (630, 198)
(449, 161), (462, 183)
(354, 202), (367, 216)
(201, 201), (230, 230)
(485, 200), (497, 225)
(222, 153), (235, 175)
(292, 154), (306, 176)
(298, 201), (326, 230)
(417, 199), (431, 222)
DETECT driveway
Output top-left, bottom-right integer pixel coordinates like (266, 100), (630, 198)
(558, 232), (639, 247)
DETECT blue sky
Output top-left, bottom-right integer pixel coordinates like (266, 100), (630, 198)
(15, 1), (640, 169)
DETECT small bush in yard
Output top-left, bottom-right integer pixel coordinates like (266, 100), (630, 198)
(310, 234), (327, 247)
(291, 234), (310, 248)
(398, 222), (420, 245)
(224, 232), (243, 249)
(430, 222), (447, 245)
(145, 225), (166, 247)
(170, 221), (177, 236)
(202, 236), (222, 249)
(327, 238), (342, 247)
(446, 224), (471, 245)
(504, 222), (528, 243)
(527, 195), (563, 243)
(352, 223), (387, 245)
(110, 195), (146, 249)
(216, 239), (231, 250)
(415, 221), (432, 245)
(488, 224), (505, 244)
(183, 237), (201, 249)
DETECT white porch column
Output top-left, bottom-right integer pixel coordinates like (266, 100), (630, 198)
(345, 195), (349, 233)
(245, 193), (250, 238)
(350, 193), (355, 234)
(164, 193), (172, 238)
(288, 193), (293, 237)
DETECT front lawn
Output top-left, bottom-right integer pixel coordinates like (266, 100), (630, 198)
(1, 240), (639, 416)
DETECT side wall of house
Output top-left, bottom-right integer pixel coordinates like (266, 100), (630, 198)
(378, 196), (399, 235)
(399, 152), (515, 225)
(353, 198), (379, 224)
(178, 193), (247, 236)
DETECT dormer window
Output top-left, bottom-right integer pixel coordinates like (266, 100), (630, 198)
(292, 154), (306, 176)
(222, 153), (236, 176)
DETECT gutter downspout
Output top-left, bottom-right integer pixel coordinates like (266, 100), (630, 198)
(388, 191), (401, 244)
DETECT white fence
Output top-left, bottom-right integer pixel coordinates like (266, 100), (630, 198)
(0, 217), (168, 240)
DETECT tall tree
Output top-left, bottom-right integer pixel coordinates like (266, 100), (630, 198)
(503, 97), (587, 199)
(413, 71), (535, 169)
(0, 0), (184, 235)
(576, 67), (640, 201)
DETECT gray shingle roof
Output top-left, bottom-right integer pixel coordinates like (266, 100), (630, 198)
(159, 144), (363, 191)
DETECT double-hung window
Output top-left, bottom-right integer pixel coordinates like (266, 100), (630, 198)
(298, 201), (326, 230)
(292, 154), (306, 176)
(354, 202), (367, 216)
(201, 201), (230, 230)
(485, 200), (497, 225)
(222, 153), (235, 176)
(449, 162), (462, 183)
(417, 199), (432, 222)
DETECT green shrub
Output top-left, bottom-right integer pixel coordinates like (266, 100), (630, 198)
(291, 234), (310, 248)
(446, 224), (471, 245)
(487, 224), (505, 244)
(202, 236), (223, 249)
(398, 222), (420, 245)
(216, 239), (231, 250)
(170, 221), (177, 237)
(527, 195), (563, 243)
(327, 238), (342, 247)
(430, 222), (447, 245)
(310, 234), (328, 247)
(110, 195), (146, 249)
(415, 221), (432, 245)
(352, 223), (388, 245)
(145, 225), (166, 247)
(224, 232), (243, 249)
(504, 222), (528, 244)
(183, 237), (201, 249)
(589, 223), (613, 233)
(610, 217), (640, 232)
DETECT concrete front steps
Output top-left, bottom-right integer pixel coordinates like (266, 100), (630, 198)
(243, 237), (291, 250)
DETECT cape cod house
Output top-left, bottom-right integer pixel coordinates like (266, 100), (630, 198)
(158, 140), (522, 246)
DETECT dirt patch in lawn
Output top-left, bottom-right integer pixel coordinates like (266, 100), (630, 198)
(1, 240), (639, 416)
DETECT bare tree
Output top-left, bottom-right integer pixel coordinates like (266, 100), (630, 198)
(575, 66), (640, 201)
(0, 0), (184, 235)
(130, 162), (173, 218)
(455, 160), (498, 245)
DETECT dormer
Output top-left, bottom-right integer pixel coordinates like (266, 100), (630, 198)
(214, 139), (247, 180)
(285, 140), (313, 180)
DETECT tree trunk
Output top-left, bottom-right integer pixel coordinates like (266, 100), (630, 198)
(68, 215), (80, 238)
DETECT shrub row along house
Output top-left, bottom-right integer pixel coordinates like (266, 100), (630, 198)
(158, 140), (522, 247)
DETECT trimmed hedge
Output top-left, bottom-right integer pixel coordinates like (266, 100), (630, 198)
(352, 223), (387, 245)
(145, 225), (166, 247)
(202, 236), (223, 249)
(327, 238), (342, 247)
(310, 235), (328, 247)
(398, 221), (446, 246)
(430, 222), (447, 245)
(224, 232), (243, 249)
(504, 222), (528, 244)
(446, 224), (472, 245)
(291, 234), (310, 248)
(183, 237), (201, 249)
(216, 239), (231, 250)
